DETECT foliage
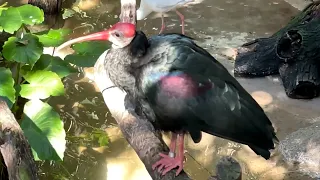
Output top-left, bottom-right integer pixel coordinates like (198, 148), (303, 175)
(0, 4), (75, 162)
(3, 34), (43, 65)
(68, 129), (109, 147)
(22, 99), (66, 161)
(0, 4), (44, 33)
(64, 41), (110, 67)
(62, 8), (76, 20)
(36, 29), (72, 47)
(20, 70), (65, 99)
(0, 3), (111, 171)
(0, 67), (15, 108)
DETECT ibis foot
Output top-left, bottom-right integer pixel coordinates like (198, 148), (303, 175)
(152, 153), (184, 176)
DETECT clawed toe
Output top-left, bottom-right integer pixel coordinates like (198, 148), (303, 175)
(152, 153), (184, 176)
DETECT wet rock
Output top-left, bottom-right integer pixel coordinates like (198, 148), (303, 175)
(208, 156), (242, 180)
(284, 0), (313, 10)
(234, 1), (320, 99)
(221, 48), (237, 60)
(279, 123), (320, 178)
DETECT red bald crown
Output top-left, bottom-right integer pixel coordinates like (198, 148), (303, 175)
(110, 22), (136, 38)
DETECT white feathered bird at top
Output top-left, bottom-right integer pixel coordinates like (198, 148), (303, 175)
(137, 0), (194, 34)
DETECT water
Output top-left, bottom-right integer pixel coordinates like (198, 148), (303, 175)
(5, 0), (320, 179)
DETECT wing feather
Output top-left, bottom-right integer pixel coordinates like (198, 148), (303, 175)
(139, 34), (277, 152)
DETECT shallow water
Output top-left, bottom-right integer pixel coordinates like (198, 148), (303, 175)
(6, 0), (320, 179)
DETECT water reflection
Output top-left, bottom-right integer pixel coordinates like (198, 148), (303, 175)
(5, 0), (320, 179)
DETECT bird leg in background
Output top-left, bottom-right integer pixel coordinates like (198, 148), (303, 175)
(175, 10), (185, 35)
(159, 10), (185, 34)
(152, 132), (185, 176)
(159, 14), (166, 34)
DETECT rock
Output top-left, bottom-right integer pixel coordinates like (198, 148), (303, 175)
(251, 91), (273, 107)
(284, 0), (313, 10)
(279, 123), (320, 178)
(208, 156), (242, 180)
(221, 48), (237, 60)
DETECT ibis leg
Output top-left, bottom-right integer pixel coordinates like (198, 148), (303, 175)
(159, 14), (166, 34)
(152, 132), (185, 176)
(175, 10), (185, 34)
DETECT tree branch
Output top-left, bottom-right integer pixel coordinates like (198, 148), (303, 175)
(0, 99), (39, 180)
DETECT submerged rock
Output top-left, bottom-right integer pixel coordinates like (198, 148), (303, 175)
(279, 123), (320, 178)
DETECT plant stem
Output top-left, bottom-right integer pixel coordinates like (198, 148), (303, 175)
(0, 2), (8, 7)
(11, 63), (21, 113)
(15, 63), (21, 86)
(22, 24), (31, 34)
(44, 97), (51, 103)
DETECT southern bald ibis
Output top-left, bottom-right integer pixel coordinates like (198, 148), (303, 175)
(57, 23), (279, 176)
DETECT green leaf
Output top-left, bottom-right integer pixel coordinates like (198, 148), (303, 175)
(0, 67), (15, 108)
(17, 5), (44, 25)
(33, 54), (78, 78)
(0, 5), (44, 34)
(20, 70), (65, 99)
(64, 41), (110, 67)
(98, 135), (109, 146)
(2, 34), (43, 65)
(20, 64), (32, 76)
(0, 8), (21, 34)
(62, 8), (76, 19)
(92, 129), (109, 147)
(36, 29), (71, 47)
(21, 99), (66, 161)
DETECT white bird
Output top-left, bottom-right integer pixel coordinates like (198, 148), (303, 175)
(137, 0), (194, 34)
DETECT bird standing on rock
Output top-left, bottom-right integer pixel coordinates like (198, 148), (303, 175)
(137, 0), (194, 34)
(57, 23), (279, 176)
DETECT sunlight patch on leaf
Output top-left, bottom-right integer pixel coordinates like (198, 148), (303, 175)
(36, 29), (71, 47)
(21, 99), (66, 161)
(20, 70), (64, 99)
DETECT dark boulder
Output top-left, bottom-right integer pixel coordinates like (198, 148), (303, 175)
(234, 1), (320, 99)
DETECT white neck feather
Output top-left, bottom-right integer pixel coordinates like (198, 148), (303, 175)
(136, 0), (153, 20)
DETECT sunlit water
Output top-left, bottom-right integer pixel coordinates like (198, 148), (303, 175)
(5, 0), (320, 179)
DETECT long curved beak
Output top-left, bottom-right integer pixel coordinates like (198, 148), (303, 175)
(56, 30), (110, 51)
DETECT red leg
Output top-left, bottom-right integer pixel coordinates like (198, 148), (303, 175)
(152, 133), (185, 176)
(169, 133), (177, 153)
(159, 14), (165, 34)
(175, 10), (185, 35)
(155, 133), (177, 171)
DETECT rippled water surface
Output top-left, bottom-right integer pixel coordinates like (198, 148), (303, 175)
(5, 0), (320, 179)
